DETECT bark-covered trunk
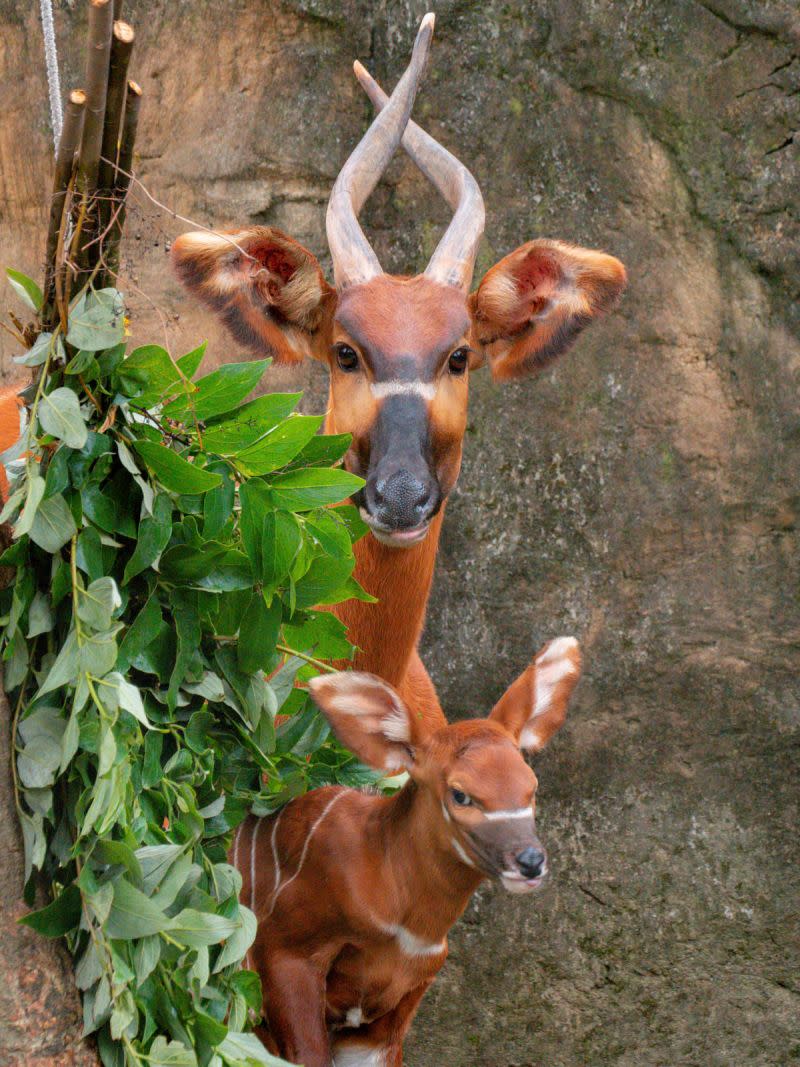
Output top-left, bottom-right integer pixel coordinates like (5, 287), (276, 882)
(0, 680), (98, 1066)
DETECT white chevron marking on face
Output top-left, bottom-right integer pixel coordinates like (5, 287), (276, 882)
(370, 380), (436, 401)
(452, 837), (478, 869)
(483, 806), (534, 822)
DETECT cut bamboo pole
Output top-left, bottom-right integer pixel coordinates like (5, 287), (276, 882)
(96, 20), (135, 265)
(104, 80), (142, 284)
(98, 21), (134, 192)
(76, 0), (114, 276)
(42, 90), (86, 326)
(77, 0), (114, 195)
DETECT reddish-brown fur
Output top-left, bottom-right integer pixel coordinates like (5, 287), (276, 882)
(232, 637), (582, 1066)
(0, 386), (24, 500)
(172, 231), (624, 731)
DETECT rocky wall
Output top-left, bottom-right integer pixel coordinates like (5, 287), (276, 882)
(1, 1), (798, 1063)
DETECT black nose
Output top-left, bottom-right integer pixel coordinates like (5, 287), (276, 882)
(516, 847), (546, 879)
(368, 468), (438, 529)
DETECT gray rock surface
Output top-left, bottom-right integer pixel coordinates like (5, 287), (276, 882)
(1, 1), (798, 1064)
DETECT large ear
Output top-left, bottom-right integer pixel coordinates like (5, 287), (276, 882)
(489, 637), (582, 753)
(171, 226), (336, 364)
(307, 671), (427, 772)
(469, 240), (626, 381)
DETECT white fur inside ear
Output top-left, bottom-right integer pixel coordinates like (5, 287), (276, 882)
(520, 636), (579, 748)
(309, 673), (410, 742)
(381, 703), (411, 743)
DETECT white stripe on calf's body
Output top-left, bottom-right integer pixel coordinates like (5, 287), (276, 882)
(268, 789), (348, 915)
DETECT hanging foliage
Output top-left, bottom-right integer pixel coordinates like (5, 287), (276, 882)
(0, 271), (378, 1067)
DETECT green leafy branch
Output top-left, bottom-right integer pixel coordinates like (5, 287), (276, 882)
(1, 270), (376, 1067)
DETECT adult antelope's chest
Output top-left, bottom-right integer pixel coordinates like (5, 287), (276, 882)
(326, 926), (448, 1029)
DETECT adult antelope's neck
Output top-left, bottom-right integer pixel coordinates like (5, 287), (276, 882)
(333, 508), (444, 686)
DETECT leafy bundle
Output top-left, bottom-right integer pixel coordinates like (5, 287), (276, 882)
(1, 272), (375, 1067)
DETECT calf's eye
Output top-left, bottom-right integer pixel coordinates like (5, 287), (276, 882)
(451, 788), (472, 807)
(448, 347), (469, 375)
(335, 345), (360, 372)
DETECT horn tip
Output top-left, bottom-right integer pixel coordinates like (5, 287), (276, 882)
(415, 12), (435, 50)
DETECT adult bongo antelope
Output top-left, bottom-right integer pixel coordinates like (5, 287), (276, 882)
(233, 635), (581, 1066)
(171, 14), (626, 727)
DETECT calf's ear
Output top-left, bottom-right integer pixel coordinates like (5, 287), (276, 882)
(171, 226), (335, 364)
(469, 239), (626, 381)
(308, 672), (428, 773)
(489, 637), (582, 753)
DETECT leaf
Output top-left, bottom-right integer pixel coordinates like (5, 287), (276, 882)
(17, 705), (65, 788)
(6, 267), (42, 311)
(59, 707), (80, 772)
(293, 554), (354, 610)
(304, 509), (353, 559)
(212, 906), (257, 972)
(200, 392), (301, 454)
(237, 594), (281, 674)
(136, 845), (184, 895)
(64, 348), (98, 376)
(237, 415), (323, 475)
(288, 430), (351, 469)
(79, 628), (119, 677)
(19, 884), (81, 937)
(168, 592), (201, 711)
(118, 592), (163, 673)
(14, 330), (61, 367)
(218, 1031), (290, 1067)
(134, 441), (222, 494)
(162, 360), (270, 421)
(122, 493), (173, 584)
(75, 939), (104, 991)
(105, 878), (170, 939)
(14, 474), (46, 539)
(147, 1037), (199, 1067)
(119, 344), (187, 407)
(19, 810), (46, 881)
(37, 628), (79, 695)
(38, 387), (89, 449)
(113, 674), (150, 726)
(67, 288), (125, 350)
(176, 341), (207, 380)
(133, 934), (161, 987)
(282, 611), (353, 661)
(261, 511), (302, 594)
(167, 908), (240, 948)
(77, 576), (122, 631)
(29, 493), (77, 553)
(269, 467), (364, 511)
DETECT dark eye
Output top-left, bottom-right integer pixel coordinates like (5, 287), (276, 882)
(335, 344), (360, 372)
(451, 788), (472, 807)
(448, 347), (469, 375)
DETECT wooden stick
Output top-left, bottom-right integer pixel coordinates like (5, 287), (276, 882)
(113, 0), (124, 18)
(96, 20), (134, 269)
(104, 80), (142, 284)
(75, 0), (114, 277)
(42, 90), (86, 327)
(77, 0), (114, 196)
(98, 21), (134, 193)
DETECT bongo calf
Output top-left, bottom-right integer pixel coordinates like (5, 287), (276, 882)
(234, 637), (581, 1067)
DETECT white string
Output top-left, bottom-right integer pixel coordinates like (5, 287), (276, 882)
(39, 0), (63, 151)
